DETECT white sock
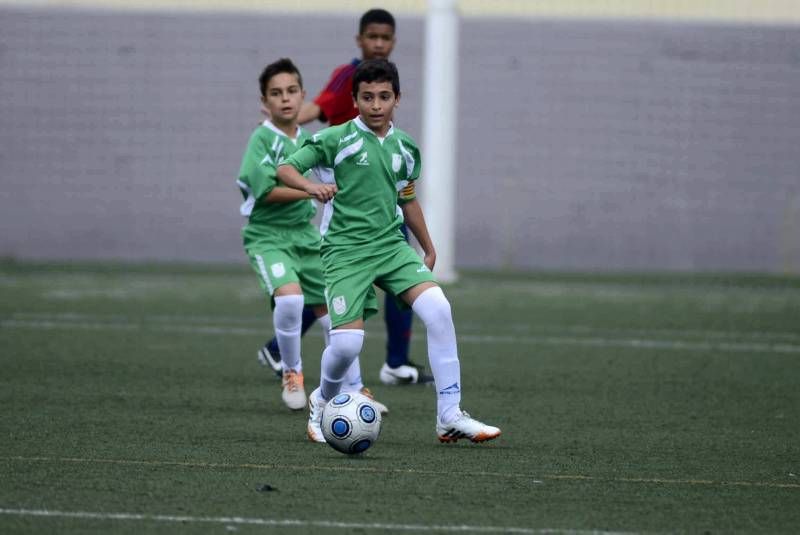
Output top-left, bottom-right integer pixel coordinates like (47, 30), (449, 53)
(273, 294), (304, 373)
(341, 356), (364, 392)
(317, 314), (331, 347)
(319, 329), (364, 401)
(317, 315), (364, 393)
(412, 286), (461, 424)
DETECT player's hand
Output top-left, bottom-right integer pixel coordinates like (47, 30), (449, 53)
(423, 250), (437, 271)
(305, 183), (337, 203)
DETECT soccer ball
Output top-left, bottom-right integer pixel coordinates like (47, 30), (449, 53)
(321, 392), (382, 454)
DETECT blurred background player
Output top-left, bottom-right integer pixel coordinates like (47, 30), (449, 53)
(277, 59), (500, 444)
(239, 58), (386, 413)
(259, 8), (433, 386)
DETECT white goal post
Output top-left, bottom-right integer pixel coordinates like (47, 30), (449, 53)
(421, 0), (459, 283)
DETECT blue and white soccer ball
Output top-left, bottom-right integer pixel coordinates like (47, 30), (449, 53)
(321, 392), (382, 454)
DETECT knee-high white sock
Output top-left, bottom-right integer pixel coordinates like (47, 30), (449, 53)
(317, 315), (364, 393)
(320, 329), (364, 401)
(412, 286), (461, 424)
(341, 356), (364, 393)
(317, 313), (331, 347)
(273, 294), (304, 372)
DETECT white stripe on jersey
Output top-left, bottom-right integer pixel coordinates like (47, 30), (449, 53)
(313, 166), (335, 184)
(237, 179), (255, 217)
(334, 138), (364, 167)
(319, 200), (335, 237)
(397, 139), (415, 180)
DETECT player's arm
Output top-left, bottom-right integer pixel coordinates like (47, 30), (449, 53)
(246, 150), (311, 204)
(263, 186), (311, 203)
(400, 186), (437, 270)
(277, 140), (337, 203)
(276, 165), (335, 203)
(297, 102), (322, 125)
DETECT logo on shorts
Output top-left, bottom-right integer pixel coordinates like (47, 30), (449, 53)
(391, 153), (402, 172)
(356, 152), (369, 166)
(416, 264), (430, 273)
(271, 262), (286, 278)
(332, 295), (347, 315)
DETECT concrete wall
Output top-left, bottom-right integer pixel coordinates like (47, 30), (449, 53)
(1, 7), (799, 272)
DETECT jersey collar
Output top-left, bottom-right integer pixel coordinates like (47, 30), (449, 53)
(353, 116), (395, 142)
(262, 119), (302, 143)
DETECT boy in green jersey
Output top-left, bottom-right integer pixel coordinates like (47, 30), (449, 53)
(278, 59), (501, 444)
(237, 58), (386, 414)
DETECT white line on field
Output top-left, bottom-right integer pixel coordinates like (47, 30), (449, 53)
(3, 318), (800, 355)
(12, 311), (800, 342)
(3, 456), (799, 490)
(0, 507), (631, 534)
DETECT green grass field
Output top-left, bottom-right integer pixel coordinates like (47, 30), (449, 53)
(1, 261), (799, 534)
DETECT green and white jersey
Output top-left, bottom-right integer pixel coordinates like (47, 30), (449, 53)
(237, 120), (315, 233)
(285, 117), (421, 256)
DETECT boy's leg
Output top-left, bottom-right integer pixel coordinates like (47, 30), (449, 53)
(273, 284), (307, 411)
(307, 322), (365, 442)
(260, 306), (317, 376)
(383, 295), (413, 368)
(320, 323), (365, 400)
(403, 283), (501, 443)
(403, 283), (461, 422)
(381, 224), (433, 386)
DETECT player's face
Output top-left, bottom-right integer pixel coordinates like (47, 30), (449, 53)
(262, 72), (305, 125)
(354, 80), (399, 136)
(357, 23), (395, 60)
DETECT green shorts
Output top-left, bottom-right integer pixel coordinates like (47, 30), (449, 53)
(245, 225), (326, 309)
(323, 243), (438, 328)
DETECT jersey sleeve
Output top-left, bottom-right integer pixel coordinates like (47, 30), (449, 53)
(395, 135), (422, 204)
(239, 135), (278, 201)
(402, 137), (422, 182)
(283, 131), (335, 175)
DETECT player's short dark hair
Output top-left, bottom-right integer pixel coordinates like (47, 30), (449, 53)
(359, 8), (395, 34)
(352, 59), (400, 98)
(258, 58), (303, 97)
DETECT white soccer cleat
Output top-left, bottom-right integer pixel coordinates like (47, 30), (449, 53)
(379, 363), (418, 385)
(379, 362), (434, 385)
(281, 370), (307, 411)
(436, 411), (501, 443)
(359, 387), (389, 415)
(306, 388), (326, 443)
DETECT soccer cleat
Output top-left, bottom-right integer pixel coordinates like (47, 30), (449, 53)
(436, 411), (501, 443)
(379, 362), (434, 385)
(359, 387), (389, 415)
(257, 343), (283, 378)
(306, 388), (326, 443)
(281, 370), (307, 411)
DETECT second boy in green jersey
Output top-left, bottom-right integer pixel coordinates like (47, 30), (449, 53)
(237, 58), (387, 414)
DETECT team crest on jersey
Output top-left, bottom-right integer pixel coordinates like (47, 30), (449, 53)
(356, 152), (369, 166)
(332, 295), (347, 315)
(391, 153), (402, 173)
(271, 262), (286, 278)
